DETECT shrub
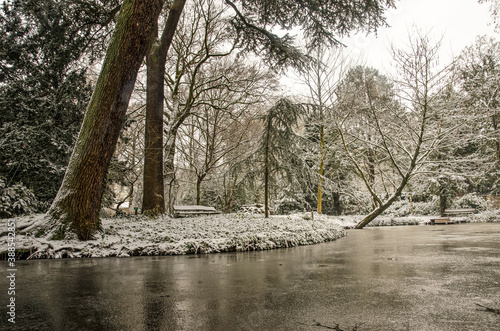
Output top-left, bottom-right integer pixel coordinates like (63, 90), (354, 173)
(340, 193), (371, 215)
(452, 193), (488, 212)
(383, 198), (411, 217)
(0, 178), (39, 218)
(412, 196), (440, 215)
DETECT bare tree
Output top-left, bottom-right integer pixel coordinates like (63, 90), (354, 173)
(176, 58), (275, 205)
(300, 46), (351, 214)
(162, 0), (236, 213)
(336, 33), (452, 229)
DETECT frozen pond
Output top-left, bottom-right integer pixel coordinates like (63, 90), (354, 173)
(2, 223), (500, 330)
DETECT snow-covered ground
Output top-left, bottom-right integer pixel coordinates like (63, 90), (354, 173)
(1, 213), (348, 259)
(1, 212), (498, 259)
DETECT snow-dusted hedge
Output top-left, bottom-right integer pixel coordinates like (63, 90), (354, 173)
(4, 213), (346, 259)
(452, 193), (488, 211)
(471, 209), (500, 222)
(0, 178), (39, 218)
(383, 196), (440, 217)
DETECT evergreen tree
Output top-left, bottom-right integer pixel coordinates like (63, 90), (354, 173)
(260, 99), (310, 217)
(0, 0), (119, 206)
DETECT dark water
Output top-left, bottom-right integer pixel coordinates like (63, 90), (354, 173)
(1, 223), (500, 330)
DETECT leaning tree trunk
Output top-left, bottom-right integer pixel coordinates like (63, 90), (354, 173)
(142, 0), (186, 216)
(355, 187), (403, 229)
(47, 0), (163, 240)
(355, 174), (410, 229)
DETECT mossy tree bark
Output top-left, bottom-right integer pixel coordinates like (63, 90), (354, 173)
(47, 0), (163, 240)
(142, 0), (186, 216)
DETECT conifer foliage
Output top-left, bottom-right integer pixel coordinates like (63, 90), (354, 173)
(0, 0), (119, 206)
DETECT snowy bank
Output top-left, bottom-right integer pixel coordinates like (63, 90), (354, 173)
(2, 211), (498, 260)
(1, 213), (346, 259)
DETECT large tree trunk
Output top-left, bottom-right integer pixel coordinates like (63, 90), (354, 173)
(47, 0), (162, 240)
(142, 40), (166, 215)
(142, 0), (186, 215)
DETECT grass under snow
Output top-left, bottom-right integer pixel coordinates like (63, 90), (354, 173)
(1, 213), (349, 259)
(2, 211), (498, 259)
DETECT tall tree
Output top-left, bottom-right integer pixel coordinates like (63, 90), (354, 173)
(454, 36), (500, 195)
(300, 47), (350, 214)
(38, 0), (163, 240)
(261, 99), (307, 218)
(144, 0), (395, 214)
(142, 0), (186, 215)
(456, 37), (500, 165)
(336, 34), (452, 229)
(336, 66), (394, 209)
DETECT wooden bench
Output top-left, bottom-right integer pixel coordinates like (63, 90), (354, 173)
(429, 208), (475, 225)
(429, 217), (454, 225)
(173, 205), (221, 217)
(444, 208), (475, 216)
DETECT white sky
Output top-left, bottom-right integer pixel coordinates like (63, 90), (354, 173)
(341, 0), (497, 73)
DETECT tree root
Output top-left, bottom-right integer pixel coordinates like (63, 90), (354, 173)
(19, 214), (77, 241)
(476, 303), (500, 315)
(312, 320), (364, 330)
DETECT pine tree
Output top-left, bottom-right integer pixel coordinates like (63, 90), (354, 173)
(260, 99), (309, 218)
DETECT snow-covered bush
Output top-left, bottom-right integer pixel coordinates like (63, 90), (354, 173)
(383, 198), (411, 217)
(0, 178), (39, 218)
(340, 192), (371, 215)
(412, 196), (440, 215)
(473, 209), (500, 222)
(383, 195), (439, 216)
(275, 197), (303, 214)
(452, 193), (488, 212)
